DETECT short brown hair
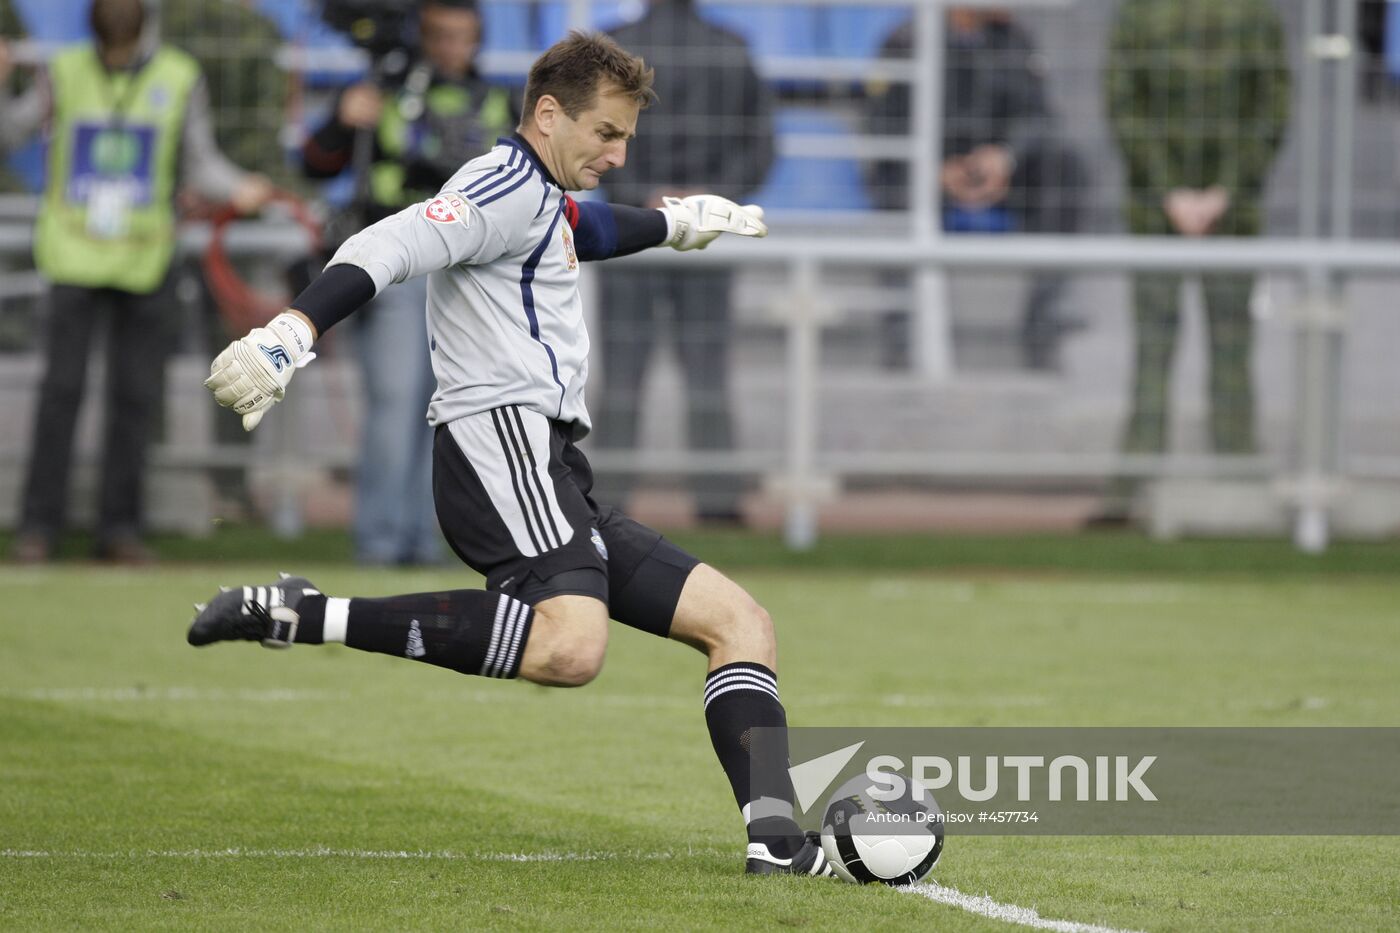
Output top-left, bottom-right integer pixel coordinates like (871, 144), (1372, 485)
(521, 31), (655, 124)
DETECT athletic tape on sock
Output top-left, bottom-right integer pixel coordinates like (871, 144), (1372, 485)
(323, 598), (349, 644)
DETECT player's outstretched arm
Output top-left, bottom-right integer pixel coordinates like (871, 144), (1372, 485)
(206, 188), (497, 431)
(657, 194), (767, 252)
(567, 194), (767, 262)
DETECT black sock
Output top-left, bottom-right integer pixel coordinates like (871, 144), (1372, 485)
(703, 662), (804, 859)
(306, 590), (533, 679)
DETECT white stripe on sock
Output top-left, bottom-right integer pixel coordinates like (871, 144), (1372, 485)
(703, 682), (779, 710)
(492, 602), (522, 678)
(323, 598), (350, 644)
(704, 666), (776, 693)
(743, 797), (795, 823)
(704, 678), (779, 708)
(703, 676), (780, 707)
(499, 602), (529, 678)
(480, 595), (509, 676)
(704, 672), (779, 706)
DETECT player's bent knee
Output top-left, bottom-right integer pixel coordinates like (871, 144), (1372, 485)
(729, 598), (775, 654)
(692, 601), (776, 663)
(669, 565), (777, 665)
(543, 642), (606, 687)
(519, 595), (608, 688)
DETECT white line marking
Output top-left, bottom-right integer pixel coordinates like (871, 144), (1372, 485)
(0, 848), (686, 862)
(1, 849), (1140, 931)
(874, 694), (1047, 709)
(2, 688), (349, 703)
(903, 882), (1143, 933)
(2, 687), (1047, 711)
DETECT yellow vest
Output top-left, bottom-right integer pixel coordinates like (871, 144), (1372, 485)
(35, 45), (199, 293)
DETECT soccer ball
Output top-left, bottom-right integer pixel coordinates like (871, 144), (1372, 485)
(820, 773), (944, 886)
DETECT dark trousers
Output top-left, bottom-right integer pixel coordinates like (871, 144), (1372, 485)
(19, 282), (171, 542)
(1011, 140), (1087, 367)
(1100, 204), (1263, 516)
(594, 267), (742, 515)
(881, 140), (1087, 369)
(1123, 271), (1257, 457)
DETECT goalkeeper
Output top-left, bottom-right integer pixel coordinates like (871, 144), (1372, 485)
(190, 32), (833, 878)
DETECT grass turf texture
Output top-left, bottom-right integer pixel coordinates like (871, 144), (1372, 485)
(2, 555), (1398, 931)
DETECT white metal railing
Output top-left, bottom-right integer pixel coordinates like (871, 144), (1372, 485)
(0, 0), (1390, 552)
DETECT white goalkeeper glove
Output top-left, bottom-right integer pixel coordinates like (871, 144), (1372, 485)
(659, 195), (767, 251)
(204, 312), (316, 431)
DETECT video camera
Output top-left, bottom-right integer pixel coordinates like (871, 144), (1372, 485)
(320, 0), (421, 73)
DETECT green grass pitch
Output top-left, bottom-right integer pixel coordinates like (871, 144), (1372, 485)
(2, 539), (1399, 931)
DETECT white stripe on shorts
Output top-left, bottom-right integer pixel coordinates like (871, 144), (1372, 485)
(446, 408), (574, 558)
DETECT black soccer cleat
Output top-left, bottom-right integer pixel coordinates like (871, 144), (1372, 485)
(745, 831), (836, 877)
(187, 574), (320, 649)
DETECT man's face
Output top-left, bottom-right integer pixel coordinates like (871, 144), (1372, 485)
(419, 4), (480, 78)
(545, 85), (639, 191)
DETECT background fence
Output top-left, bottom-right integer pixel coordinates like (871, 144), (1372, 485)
(1, 0), (1398, 551)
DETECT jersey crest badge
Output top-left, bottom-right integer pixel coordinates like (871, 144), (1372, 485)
(561, 225), (578, 271)
(424, 193), (469, 226)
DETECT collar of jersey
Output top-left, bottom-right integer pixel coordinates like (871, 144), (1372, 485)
(500, 134), (563, 191)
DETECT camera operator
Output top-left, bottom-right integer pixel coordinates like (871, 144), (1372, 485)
(303, 0), (514, 566)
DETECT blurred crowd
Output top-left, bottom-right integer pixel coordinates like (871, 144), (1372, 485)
(2, 0), (1392, 560)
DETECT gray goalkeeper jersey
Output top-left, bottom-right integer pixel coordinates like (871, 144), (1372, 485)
(328, 136), (591, 434)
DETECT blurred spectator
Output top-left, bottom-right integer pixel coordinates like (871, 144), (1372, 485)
(0, 0), (31, 194)
(867, 7), (1086, 371)
(1097, 0), (1291, 524)
(302, 0), (513, 565)
(1, 0), (272, 563)
(599, 0), (774, 524)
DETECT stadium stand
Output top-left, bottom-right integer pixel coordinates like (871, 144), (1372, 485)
(703, 3), (822, 59)
(11, 0), (86, 41)
(480, 0), (534, 51)
(749, 107), (873, 212)
(824, 4), (908, 59)
(533, 1), (633, 47)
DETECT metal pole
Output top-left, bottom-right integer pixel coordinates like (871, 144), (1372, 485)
(783, 259), (821, 550)
(1298, 0), (1325, 240)
(1330, 0), (1358, 240)
(1288, 0), (1321, 549)
(1294, 267), (1335, 554)
(911, 0), (952, 380)
(1288, 0), (1344, 549)
(270, 386), (305, 540)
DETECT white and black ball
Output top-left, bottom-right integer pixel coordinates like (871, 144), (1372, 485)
(820, 773), (944, 886)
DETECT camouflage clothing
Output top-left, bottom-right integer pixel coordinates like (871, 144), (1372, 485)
(1105, 0), (1291, 477)
(1106, 0), (1291, 235)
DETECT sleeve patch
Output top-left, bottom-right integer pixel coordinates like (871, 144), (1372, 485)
(424, 193), (471, 227)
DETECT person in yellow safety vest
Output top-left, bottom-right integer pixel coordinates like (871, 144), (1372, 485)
(0, 0), (273, 563)
(302, 0), (514, 566)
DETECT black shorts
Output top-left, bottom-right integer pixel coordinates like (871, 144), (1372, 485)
(433, 405), (699, 637)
